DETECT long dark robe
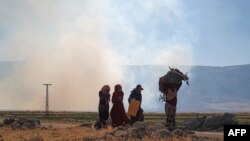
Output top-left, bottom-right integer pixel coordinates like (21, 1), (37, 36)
(110, 85), (130, 127)
(98, 91), (110, 122)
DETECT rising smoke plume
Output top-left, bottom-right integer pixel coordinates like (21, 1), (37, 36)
(0, 0), (193, 111)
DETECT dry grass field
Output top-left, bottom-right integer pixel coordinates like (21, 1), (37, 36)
(1, 111), (249, 140)
(0, 126), (196, 141)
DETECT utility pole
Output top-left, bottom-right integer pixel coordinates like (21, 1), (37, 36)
(43, 84), (52, 115)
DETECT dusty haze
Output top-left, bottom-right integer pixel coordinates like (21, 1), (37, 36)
(0, 0), (193, 111)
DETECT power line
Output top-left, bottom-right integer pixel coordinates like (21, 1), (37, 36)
(43, 84), (52, 115)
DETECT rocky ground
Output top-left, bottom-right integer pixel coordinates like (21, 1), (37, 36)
(0, 120), (222, 141)
(0, 113), (238, 141)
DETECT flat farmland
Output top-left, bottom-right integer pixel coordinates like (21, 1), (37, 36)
(1, 111), (249, 125)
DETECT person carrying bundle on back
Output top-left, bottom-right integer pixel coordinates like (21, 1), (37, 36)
(159, 67), (189, 130)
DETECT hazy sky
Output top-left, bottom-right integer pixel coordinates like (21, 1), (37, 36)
(0, 0), (249, 111)
(1, 0), (249, 66)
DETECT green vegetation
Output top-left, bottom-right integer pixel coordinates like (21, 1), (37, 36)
(1, 111), (250, 125)
(0, 111), (98, 122)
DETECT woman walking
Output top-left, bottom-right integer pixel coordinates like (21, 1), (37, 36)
(97, 85), (111, 128)
(110, 84), (130, 127)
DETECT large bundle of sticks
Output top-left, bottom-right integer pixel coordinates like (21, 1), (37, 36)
(159, 67), (189, 101)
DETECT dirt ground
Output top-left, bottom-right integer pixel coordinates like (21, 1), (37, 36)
(195, 131), (223, 141)
(0, 119), (223, 141)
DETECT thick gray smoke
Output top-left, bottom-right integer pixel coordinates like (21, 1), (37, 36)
(0, 0), (193, 111)
(0, 0), (123, 111)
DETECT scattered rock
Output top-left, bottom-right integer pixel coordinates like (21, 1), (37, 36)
(17, 118), (41, 129)
(106, 122), (192, 140)
(131, 122), (148, 139)
(103, 133), (115, 141)
(172, 129), (187, 137)
(126, 128), (134, 138)
(146, 122), (165, 135)
(3, 117), (15, 125)
(152, 129), (173, 138)
(202, 113), (237, 130)
(124, 124), (131, 128)
(113, 130), (128, 138)
(133, 121), (147, 130)
(184, 113), (238, 131)
(223, 113), (238, 125)
(184, 116), (206, 130)
(184, 129), (195, 135)
(110, 126), (129, 139)
(3, 117), (40, 129)
(116, 126), (127, 131)
(202, 116), (223, 130)
(11, 121), (21, 129)
(99, 122), (194, 140)
(132, 128), (146, 139)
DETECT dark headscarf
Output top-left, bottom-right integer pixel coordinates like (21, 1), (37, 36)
(114, 84), (122, 92)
